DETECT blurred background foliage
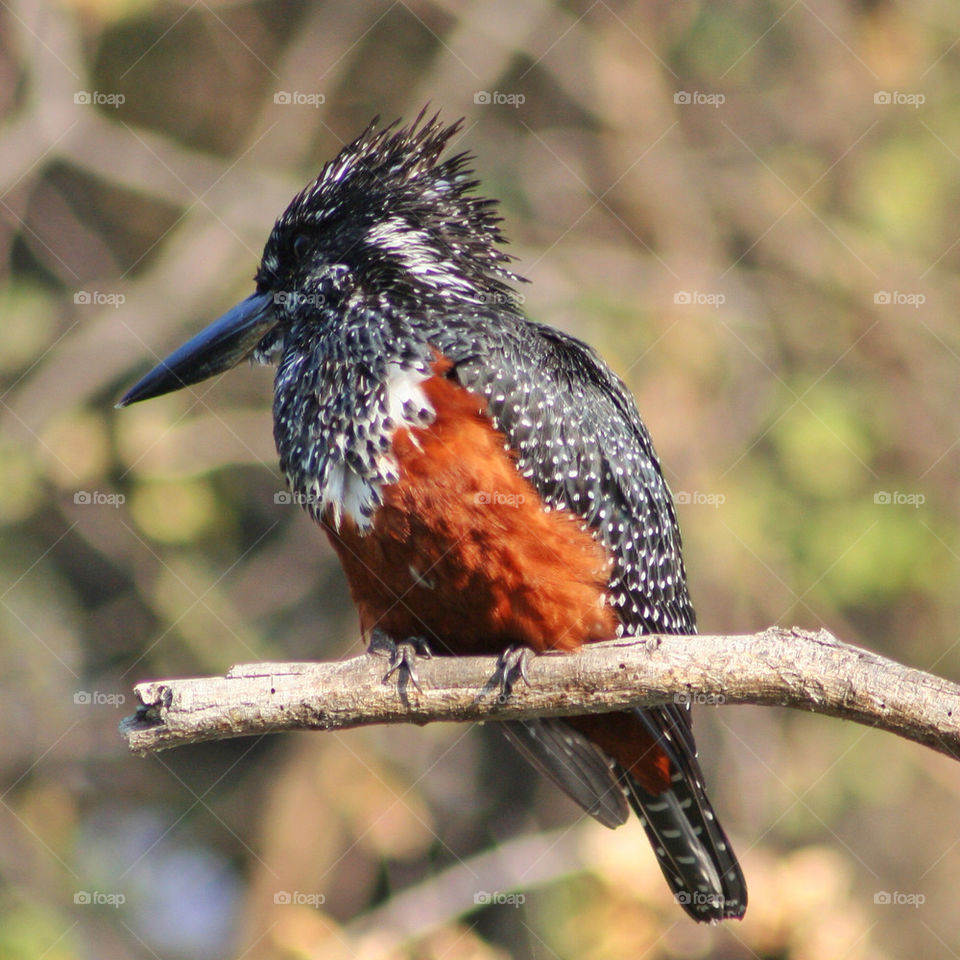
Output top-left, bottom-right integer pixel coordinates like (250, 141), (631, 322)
(2, 0), (960, 957)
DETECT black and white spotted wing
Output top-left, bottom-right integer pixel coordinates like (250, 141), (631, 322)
(429, 315), (746, 921)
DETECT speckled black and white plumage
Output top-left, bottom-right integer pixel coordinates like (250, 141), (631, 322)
(249, 112), (745, 921)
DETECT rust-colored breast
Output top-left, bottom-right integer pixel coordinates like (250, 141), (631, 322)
(322, 365), (619, 656)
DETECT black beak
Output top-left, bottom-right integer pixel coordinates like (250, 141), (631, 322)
(117, 292), (277, 407)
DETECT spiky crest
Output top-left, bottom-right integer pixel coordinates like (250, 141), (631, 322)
(256, 110), (522, 308)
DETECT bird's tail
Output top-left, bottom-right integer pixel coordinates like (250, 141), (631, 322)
(502, 709), (746, 922)
(624, 769), (745, 921)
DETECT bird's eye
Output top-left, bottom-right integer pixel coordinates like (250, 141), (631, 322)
(293, 234), (311, 258)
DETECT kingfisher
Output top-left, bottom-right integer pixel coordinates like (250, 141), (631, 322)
(119, 111), (746, 922)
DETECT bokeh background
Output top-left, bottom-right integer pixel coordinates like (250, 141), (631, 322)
(3, 0), (960, 957)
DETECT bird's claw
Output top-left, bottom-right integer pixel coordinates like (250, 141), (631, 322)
(371, 630), (432, 693)
(496, 645), (533, 699)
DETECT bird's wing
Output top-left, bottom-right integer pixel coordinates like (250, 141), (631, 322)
(499, 717), (629, 828)
(432, 316), (746, 920)
(433, 315), (699, 748)
(440, 318), (696, 636)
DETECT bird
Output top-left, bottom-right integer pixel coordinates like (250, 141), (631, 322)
(119, 110), (747, 922)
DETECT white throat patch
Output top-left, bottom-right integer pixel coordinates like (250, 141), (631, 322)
(319, 362), (435, 531)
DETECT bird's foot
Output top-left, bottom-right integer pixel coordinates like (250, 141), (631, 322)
(495, 645), (534, 700)
(370, 629), (433, 693)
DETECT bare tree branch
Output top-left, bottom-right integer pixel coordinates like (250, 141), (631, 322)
(118, 627), (960, 760)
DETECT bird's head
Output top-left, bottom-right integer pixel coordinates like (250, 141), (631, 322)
(118, 111), (520, 407)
